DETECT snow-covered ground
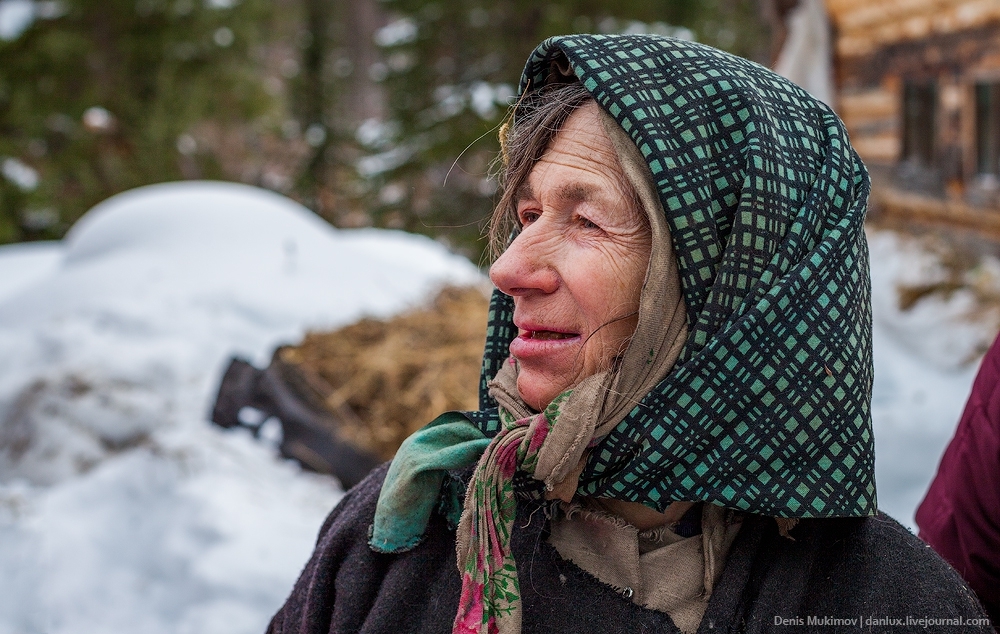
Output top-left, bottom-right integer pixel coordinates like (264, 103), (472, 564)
(0, 182), (482, 634)
(0, 182), (992, 633)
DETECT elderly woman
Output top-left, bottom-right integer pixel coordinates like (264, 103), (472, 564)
(268, 35), (990, 633)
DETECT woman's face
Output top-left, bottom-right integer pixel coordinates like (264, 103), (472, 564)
(489, 102), (652, 411)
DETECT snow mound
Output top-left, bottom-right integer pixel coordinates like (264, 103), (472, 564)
(0, 181), (483, 634)
(0, 241), (61, 303)
(62, 182), (334, 262)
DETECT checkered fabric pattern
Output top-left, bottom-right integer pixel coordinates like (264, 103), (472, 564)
(473, 34), (874, 518)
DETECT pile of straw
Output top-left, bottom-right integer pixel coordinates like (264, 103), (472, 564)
(279, 286), (490, 461)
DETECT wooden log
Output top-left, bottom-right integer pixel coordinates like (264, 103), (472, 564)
(852, 134), (901, 162)
(874, 186), (1000, 239)
(828, 0), (1000, 55)
(839, 89), (898, 119)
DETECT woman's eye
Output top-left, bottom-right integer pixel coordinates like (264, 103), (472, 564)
(519, 210), (540, 225)
(579, 216), (599, 230)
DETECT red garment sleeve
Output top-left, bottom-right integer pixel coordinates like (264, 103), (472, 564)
(916, 333), (1000, 622)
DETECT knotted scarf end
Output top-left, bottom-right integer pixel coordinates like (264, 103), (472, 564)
(367, 412), (491, 555)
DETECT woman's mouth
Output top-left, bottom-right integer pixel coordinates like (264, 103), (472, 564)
(509, 327), (582, 360)
(524, 330), (576, 341)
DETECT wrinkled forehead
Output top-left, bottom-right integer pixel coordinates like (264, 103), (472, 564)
(513, 101), (648, 230)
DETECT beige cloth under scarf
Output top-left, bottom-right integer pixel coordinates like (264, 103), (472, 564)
(550, 501), (743, 633)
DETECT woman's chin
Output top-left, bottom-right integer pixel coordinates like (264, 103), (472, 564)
(516, 372), (570, 413)
(509, 339), (582, 408)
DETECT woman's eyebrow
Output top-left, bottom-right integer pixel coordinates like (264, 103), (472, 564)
(516, 181), (600, 205)
(515, 182), (535, 204)
(554, 182), (599, 204)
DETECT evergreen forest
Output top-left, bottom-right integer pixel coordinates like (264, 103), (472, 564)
(0, 0), (777, 262)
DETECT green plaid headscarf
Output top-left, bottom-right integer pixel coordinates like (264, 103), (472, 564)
(473, 33), (875, 518)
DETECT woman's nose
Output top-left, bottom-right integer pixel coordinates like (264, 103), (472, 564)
(489, 229), (560, 297)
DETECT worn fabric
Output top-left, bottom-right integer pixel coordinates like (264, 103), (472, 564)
(267, 465), (991, 634)
(916, 333), (1000, 626)
(548, 501), (742, 633)
(368, 412), (489, 553)
(475, 34), (875, 518)
(452, 398), (561, 634)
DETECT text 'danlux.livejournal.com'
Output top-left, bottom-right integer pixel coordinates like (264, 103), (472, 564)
(773, 615), (993, 628)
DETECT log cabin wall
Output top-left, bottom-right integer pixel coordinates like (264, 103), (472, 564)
(826, 0), (1000, 221)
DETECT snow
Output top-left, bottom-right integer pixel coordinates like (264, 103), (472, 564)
(0, 0), (64, 41)
(374, 17), (417, 48)
(0, 181), (482, 634)
(0, 181), (992, 632)
(867, 230), (991, 527)
(0, 0), (34, 41)
(1, 156), (40, 191)
(0, 240), (61, 302)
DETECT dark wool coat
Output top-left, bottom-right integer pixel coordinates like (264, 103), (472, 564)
(917, 333), (1000, 626)
(268, 465), (990, 634)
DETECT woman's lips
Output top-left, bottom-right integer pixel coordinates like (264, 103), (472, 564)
(524, 330), (575, 340)
(509, 328), (581, 359)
